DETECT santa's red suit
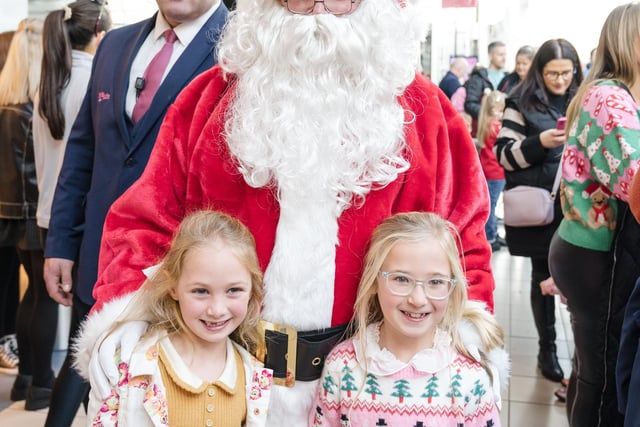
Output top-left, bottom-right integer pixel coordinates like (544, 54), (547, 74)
(85, 65), (493, 423)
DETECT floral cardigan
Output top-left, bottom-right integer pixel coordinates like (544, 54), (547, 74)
(87, 333), (272, 427)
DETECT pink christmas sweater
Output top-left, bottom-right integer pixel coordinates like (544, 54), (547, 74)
(309, 323), (504, 427)
(559, 80), (640, 251)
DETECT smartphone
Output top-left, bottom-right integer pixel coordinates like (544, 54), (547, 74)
(556, 117), (567, 131)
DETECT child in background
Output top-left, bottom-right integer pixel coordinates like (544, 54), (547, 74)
(79, 210), (272, 427)
(310, 212), (509, 427)
(477, 90), (507, 252)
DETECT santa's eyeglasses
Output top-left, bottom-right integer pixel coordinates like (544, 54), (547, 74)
(282, 0), (358, 15)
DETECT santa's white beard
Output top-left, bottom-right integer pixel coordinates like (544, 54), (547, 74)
(219, 0), (422, 208)
(216, 2), (423, 423)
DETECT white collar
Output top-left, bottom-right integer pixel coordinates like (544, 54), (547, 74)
(353, 322), (455, 376)
(158, 336), (237, 390)
(152, 0), (221, 47)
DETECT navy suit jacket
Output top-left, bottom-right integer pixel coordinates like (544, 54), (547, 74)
(45, 6), (228, 305)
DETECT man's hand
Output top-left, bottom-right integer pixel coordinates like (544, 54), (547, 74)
(44, 258), (75, 306)
(90, 320), (149, 400)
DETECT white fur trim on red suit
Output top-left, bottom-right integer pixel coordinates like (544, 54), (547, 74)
(458, 301), (510, 394)
(268, 380), (319, 426)
(261, 189), (338, 330)
(72, 293), (135, 380)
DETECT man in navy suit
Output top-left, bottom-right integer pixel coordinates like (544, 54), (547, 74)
(42, 1), (228, 425)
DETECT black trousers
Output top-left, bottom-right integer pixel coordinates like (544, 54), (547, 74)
(549, 233), (624, 427)
(44, 294), (91, 427)
(15, 247), (57, 388)
(0, 246), (19, 336)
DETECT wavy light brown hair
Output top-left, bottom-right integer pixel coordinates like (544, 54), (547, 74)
(477, 90), (505, 148)
(104, 210), (264, 354)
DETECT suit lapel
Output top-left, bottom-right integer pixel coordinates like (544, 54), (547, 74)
(131, 6), (228, 148)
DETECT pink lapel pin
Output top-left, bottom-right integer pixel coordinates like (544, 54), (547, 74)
(98, 91), (111, 102)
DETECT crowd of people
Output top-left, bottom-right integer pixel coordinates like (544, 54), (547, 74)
(1, 1), (640, 427)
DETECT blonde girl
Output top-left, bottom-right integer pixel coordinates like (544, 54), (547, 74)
(80, 210), (272, 427)
(476, 90), (507, 251)
(310, 212), (508, 427)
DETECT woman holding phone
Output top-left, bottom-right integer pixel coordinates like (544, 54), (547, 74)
(494, 38), (582, 385)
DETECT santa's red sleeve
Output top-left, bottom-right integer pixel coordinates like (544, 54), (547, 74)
(92, 67), (231, 311)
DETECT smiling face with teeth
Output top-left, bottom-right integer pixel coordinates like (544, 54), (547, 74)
(376, 239), (452, 362)
(170, 239), (253, 355)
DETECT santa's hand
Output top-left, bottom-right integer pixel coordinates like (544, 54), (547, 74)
(90, 320), (148, 399)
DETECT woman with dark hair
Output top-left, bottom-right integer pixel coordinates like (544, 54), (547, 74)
(494, 38), (582, 384)
(28, 0), (111, 417)
(548, 4), (640, 426)
(34, 0), (111, 235)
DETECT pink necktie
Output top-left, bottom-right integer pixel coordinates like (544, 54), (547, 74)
(132, 29), (177, 123)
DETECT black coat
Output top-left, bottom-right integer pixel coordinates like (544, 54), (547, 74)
(494, 89), (567, 258)
(464, 68), (494, 119)
(497, 72), (521, 95)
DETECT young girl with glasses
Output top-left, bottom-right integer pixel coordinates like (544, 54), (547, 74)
(83, 211), (272, 426)
(310, 212), (508, 426)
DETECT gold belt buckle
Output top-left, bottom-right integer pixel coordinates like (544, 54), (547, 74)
(256, 320), (297, 387)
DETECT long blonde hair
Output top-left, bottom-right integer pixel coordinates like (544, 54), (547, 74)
(567, 3), (640, 128)
(476, 90), (505, 148)
(353, 212), (504, 376)
(102, 210), (264, 354)
(0, 18), (42, 105)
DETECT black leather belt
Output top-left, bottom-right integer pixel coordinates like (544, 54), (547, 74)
(257, 321), (348, 386)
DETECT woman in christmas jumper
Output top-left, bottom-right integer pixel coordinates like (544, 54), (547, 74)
(310, 212), (509, 427)
(476, 90), (506, 252)
(80, 211), (272, 427)
(548, 4), (640, 426)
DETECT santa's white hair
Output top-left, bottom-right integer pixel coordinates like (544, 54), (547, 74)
(215, 0), (426, 424)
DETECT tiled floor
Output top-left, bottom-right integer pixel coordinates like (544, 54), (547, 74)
(0, 243), (572, 426)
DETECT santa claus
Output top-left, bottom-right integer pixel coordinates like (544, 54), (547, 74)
(76, 0), (494, 424)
